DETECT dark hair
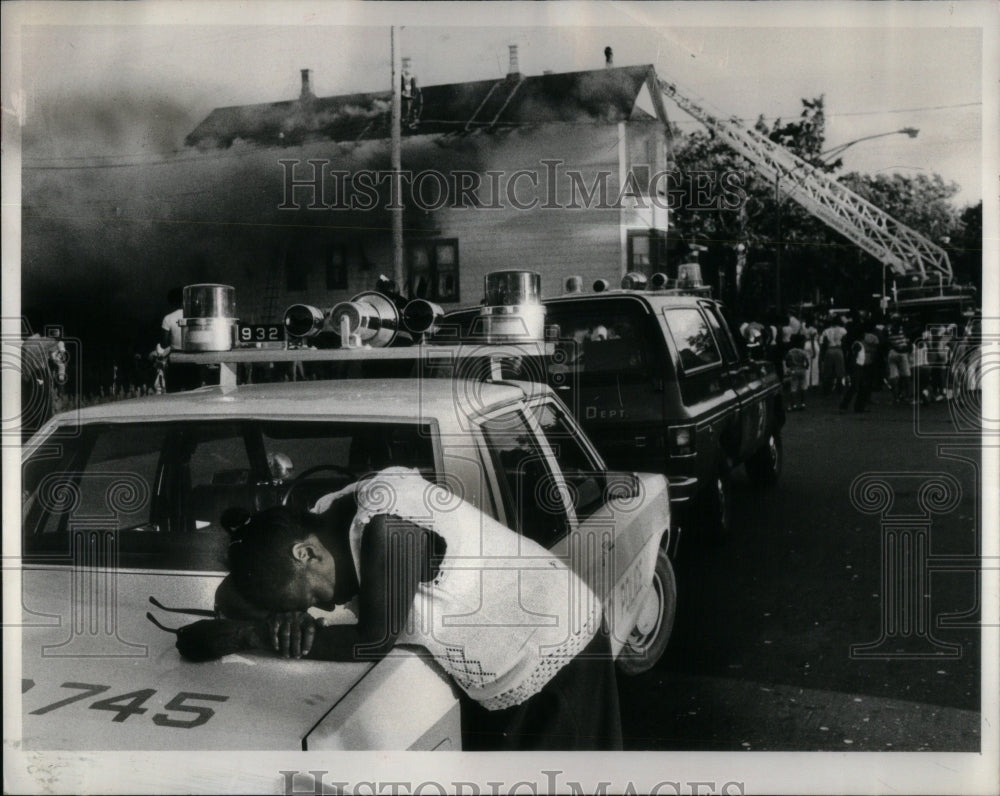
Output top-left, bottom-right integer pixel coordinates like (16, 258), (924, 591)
(225, 505), (317, 611)
(790, 333), (806, 349)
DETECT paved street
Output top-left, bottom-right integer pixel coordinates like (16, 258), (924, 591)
(619, 387), (982, 751)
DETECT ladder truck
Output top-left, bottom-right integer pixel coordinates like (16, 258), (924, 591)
(656, 79), (975, 315)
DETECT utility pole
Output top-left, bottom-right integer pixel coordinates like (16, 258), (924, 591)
(775, 174), (782, 311)
(390, 26), (404, 288)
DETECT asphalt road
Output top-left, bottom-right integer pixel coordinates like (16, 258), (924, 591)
(618, 387), (983, 751)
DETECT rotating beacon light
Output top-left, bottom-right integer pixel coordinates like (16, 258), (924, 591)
(479, 270), (546, 343)
(178, 284), (237, 351)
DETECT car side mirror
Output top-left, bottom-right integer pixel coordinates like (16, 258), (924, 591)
(604, 471), (640, 501)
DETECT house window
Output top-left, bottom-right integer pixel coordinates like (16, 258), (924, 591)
(326, 246), (347, 290)
(406, 239), (459, 302)
(627, 229), (666, 276)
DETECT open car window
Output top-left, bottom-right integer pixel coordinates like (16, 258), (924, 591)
(22, 419), (436, 572)
(529, 401), (606, 522)
(478, 410), (570, 549)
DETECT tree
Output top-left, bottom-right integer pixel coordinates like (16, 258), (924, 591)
(668, 96), (972, 314)
(953, 201), (982, 290)
(668, 97), (838, 315)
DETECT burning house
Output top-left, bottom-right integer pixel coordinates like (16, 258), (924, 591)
(21, 52), (675, 387)
(183, 50), (674, 318)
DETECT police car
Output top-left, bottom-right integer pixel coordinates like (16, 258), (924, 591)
(18, 373), (674, 751)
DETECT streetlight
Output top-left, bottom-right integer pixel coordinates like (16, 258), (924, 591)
(773, 126), (920, 310)
(819, 127), (919, 162)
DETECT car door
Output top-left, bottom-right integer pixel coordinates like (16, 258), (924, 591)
(660, 305), (734, 483)
(525, 397), (669, 657)
(700, 301), (766, 461)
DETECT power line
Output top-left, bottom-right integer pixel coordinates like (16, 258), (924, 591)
(665, 100), (981, 126)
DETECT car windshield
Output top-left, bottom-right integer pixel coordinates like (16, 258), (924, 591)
(22, 419), (436, 571)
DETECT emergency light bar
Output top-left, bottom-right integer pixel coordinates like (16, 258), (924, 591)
(173, 341), (554, 388)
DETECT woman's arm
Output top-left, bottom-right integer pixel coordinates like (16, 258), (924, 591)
(261, 513), (426, 661)
(354, 513), (426, 660)
(214, 575), (268, 620)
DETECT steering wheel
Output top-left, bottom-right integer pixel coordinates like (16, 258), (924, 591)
(281, 464), (357, 507)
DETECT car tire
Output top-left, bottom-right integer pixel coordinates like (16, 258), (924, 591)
(745, 430), (783, 487)
(616, 547), (677, 676)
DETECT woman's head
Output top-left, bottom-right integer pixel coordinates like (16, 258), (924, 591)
(224, 506), (339, 613)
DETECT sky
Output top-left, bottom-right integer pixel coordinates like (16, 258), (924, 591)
(7, 1), (992, 208)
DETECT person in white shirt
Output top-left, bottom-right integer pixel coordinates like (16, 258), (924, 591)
(175, 469), (622, 750)
(819, 317), (848, 393)
(159, 287), (205, 391)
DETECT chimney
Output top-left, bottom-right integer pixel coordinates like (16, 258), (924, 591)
(507, 45), (521, 78)
(300, 69), (314, 100)
(604, 47), (614, 67)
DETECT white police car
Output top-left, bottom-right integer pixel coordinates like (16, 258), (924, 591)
(18, 376), (674, 751)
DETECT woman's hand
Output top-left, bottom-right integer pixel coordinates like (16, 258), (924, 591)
(267, 611), (318, 658)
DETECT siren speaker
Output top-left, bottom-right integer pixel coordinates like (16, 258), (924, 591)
(621, 272), (648, 290)
(330, 291), (400, 347)
(402, 299), (444, 334)
(649, 272), (669, 290)
(284, 304), (327, 338)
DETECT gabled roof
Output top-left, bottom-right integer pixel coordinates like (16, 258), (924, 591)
(186, 64), (664, 148)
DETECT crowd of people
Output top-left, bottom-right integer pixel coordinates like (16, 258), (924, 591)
(741, 306), (981, 414)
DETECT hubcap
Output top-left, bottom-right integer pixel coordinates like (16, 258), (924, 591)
(629, 574), (663, 651)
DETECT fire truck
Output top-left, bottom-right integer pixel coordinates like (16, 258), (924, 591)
(656, 78), (978, 323)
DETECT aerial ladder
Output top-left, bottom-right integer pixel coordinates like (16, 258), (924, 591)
(657, 78), (955, 292)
